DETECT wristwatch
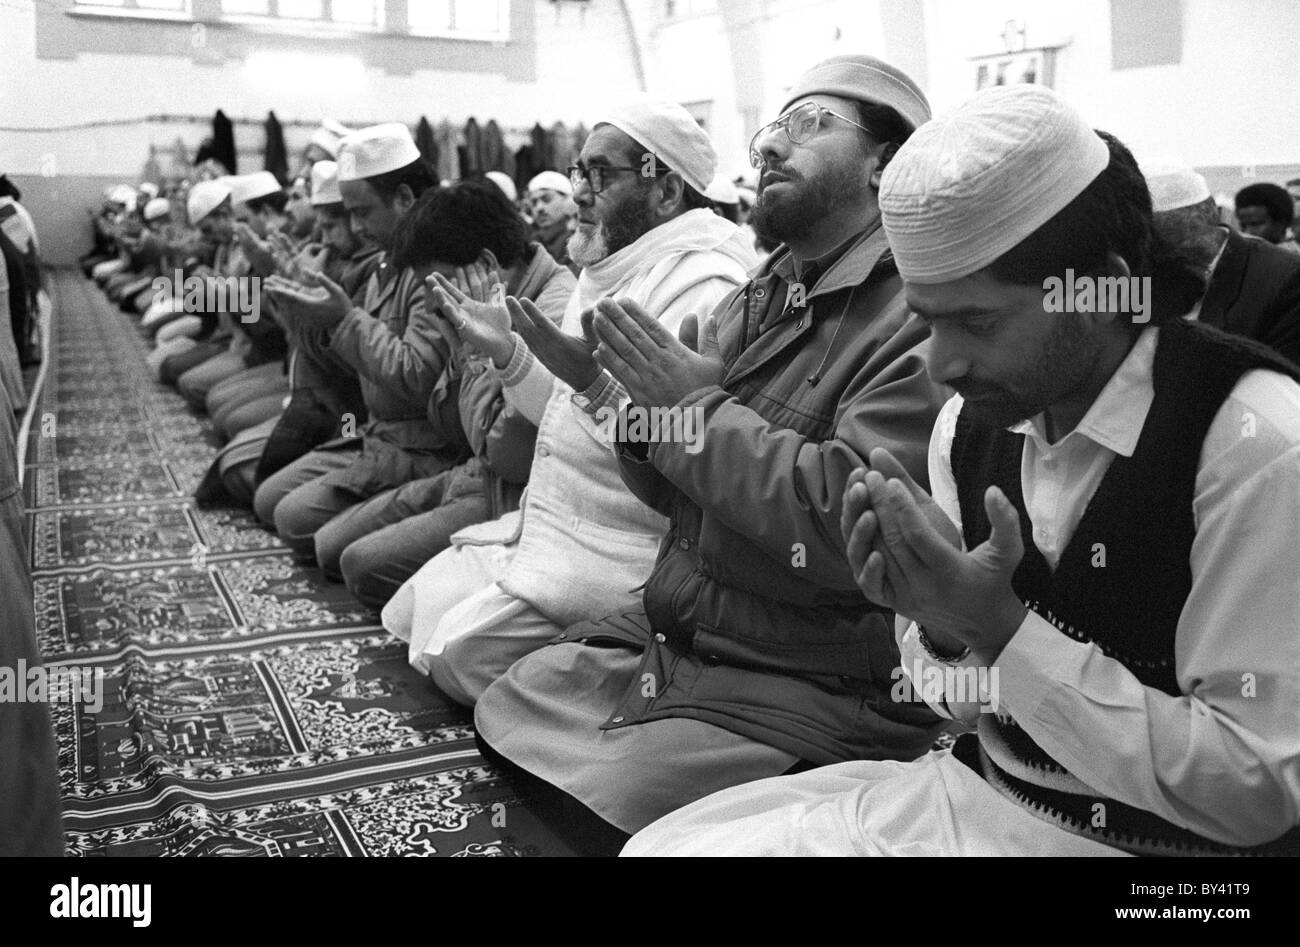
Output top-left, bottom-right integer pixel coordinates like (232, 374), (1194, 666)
(917, 624), (971, 664)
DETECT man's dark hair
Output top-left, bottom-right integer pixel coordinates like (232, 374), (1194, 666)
(984, 130), (1204, 326)
(854, 100), (914, 151)
(391, 178), (530, 272)
(246, 191), (288, 215)
(1234, 182), (1295, 226)
(366, 157), (438, 205)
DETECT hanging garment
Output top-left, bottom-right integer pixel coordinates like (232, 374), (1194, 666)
(463, 117), (483, 174)
(212, 109), (237, 175)
(435, 120), (460, 182)
(264, 111), (289, 185)
(416, 115), (439, 172)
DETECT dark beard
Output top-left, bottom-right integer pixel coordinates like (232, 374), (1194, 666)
(955, 314), (1105, 431)
(601, 187), (656, 257)
(750, 160), (867, 246)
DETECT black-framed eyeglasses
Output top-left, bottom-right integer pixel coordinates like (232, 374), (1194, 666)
(567, 163), (646, 195)
(748, 101), (873, 169)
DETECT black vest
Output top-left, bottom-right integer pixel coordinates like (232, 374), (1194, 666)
(951, 319), (1300, 855)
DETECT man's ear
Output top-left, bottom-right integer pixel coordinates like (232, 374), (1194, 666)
(869, 142), (900, 189)
(394, 183), (417, 215)
(654, 172), (687, 219)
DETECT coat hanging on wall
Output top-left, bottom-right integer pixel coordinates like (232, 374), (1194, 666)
(264, 111), (289, 184)
(415, 116), (439, 172)
(212, 110), (237, 175)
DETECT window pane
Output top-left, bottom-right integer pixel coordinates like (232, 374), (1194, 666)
(408, 0), (452, 34)
(138, 0), (187, 9)
(222, 0), (269, 14)
(279, 0), (322, 19)
(453, 0), (500, 33)
(332, 0), (379, 25)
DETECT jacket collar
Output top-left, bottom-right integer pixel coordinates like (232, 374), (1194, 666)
(766, 221), (893, 298)
(1200, 228), (1250, 319)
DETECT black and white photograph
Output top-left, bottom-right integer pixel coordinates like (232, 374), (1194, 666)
(0, 0), (1297, 897)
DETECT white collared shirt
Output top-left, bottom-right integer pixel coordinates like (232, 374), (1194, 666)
(899, 326), (1300, 846)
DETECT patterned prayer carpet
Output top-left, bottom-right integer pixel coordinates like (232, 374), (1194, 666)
(26, 270), (577, 856)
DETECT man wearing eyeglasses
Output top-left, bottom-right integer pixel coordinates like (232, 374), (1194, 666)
(382, 99), (756, 727)
(466, 55), (952, 847)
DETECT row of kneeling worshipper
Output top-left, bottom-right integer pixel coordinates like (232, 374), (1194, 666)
(53, 55), (1300, 857)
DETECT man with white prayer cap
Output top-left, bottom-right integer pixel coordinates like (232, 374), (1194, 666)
(1148, 164), (1300, 362)
(256, 122), (459, 563)
(143, 197), (171, 224)
(194, 158), (380, 509)
(485, 170), (518, 204)
(298, 118), (352, 180)
(381, 94), (757, 817)
(396, 55), (948, 851)
(703, 173), (741, 224)
(525, 169), (577, 270)
(175, 168), (293, 411)
(140, 178), (240, 381)
(625, 83), (1300, 857)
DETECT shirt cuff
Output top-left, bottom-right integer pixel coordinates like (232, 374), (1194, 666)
(993, 609), (1091, 721)
(570, 371), (622, 417)
(499, 333), (534, 387)
(898, 620), (990, 722)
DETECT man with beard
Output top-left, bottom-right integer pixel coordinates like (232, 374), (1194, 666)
(1148, 165), (1300, 364)
(382, 98), (755, 734)
(625, 85), (1300, 857)
(465, 55), (949, 849)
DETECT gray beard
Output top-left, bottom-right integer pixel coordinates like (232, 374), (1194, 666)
(567, 223), (611, 268)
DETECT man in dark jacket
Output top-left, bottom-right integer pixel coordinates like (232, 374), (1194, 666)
(472, 55), (949, 841)
(1150, 166), (1300, 364)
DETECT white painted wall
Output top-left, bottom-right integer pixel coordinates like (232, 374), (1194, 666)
(917, 0), (1300, 171)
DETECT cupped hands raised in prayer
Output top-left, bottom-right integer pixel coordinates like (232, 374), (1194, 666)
(841, 446), (1028, 664)
(263, 269), (353, 329)
(589, 296), (724, 408)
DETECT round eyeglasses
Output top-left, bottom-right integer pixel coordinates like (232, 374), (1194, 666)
(748, 101), (873, 169)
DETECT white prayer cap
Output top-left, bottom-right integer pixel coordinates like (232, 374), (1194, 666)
(880, 84), (1110, 284)
(138, 181), (160, 199)
(527, 170), (573, 197)
(309, 119), (351, 157)
(781, 54), (931, 132)
(336, 122), (421, 182)
(596, 96), (716, 195)
(1145, 164), (1211, 212)
(227, 171), (283, 206)
(187, 179), (231, 224)
(486, 171), (518, 202)
(310, 128), (342, 157)
(309, 160), (342, 206)
(143, 197), (171, 222)
(107, 184), (137, 206)
(705, 175), (739, 205)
